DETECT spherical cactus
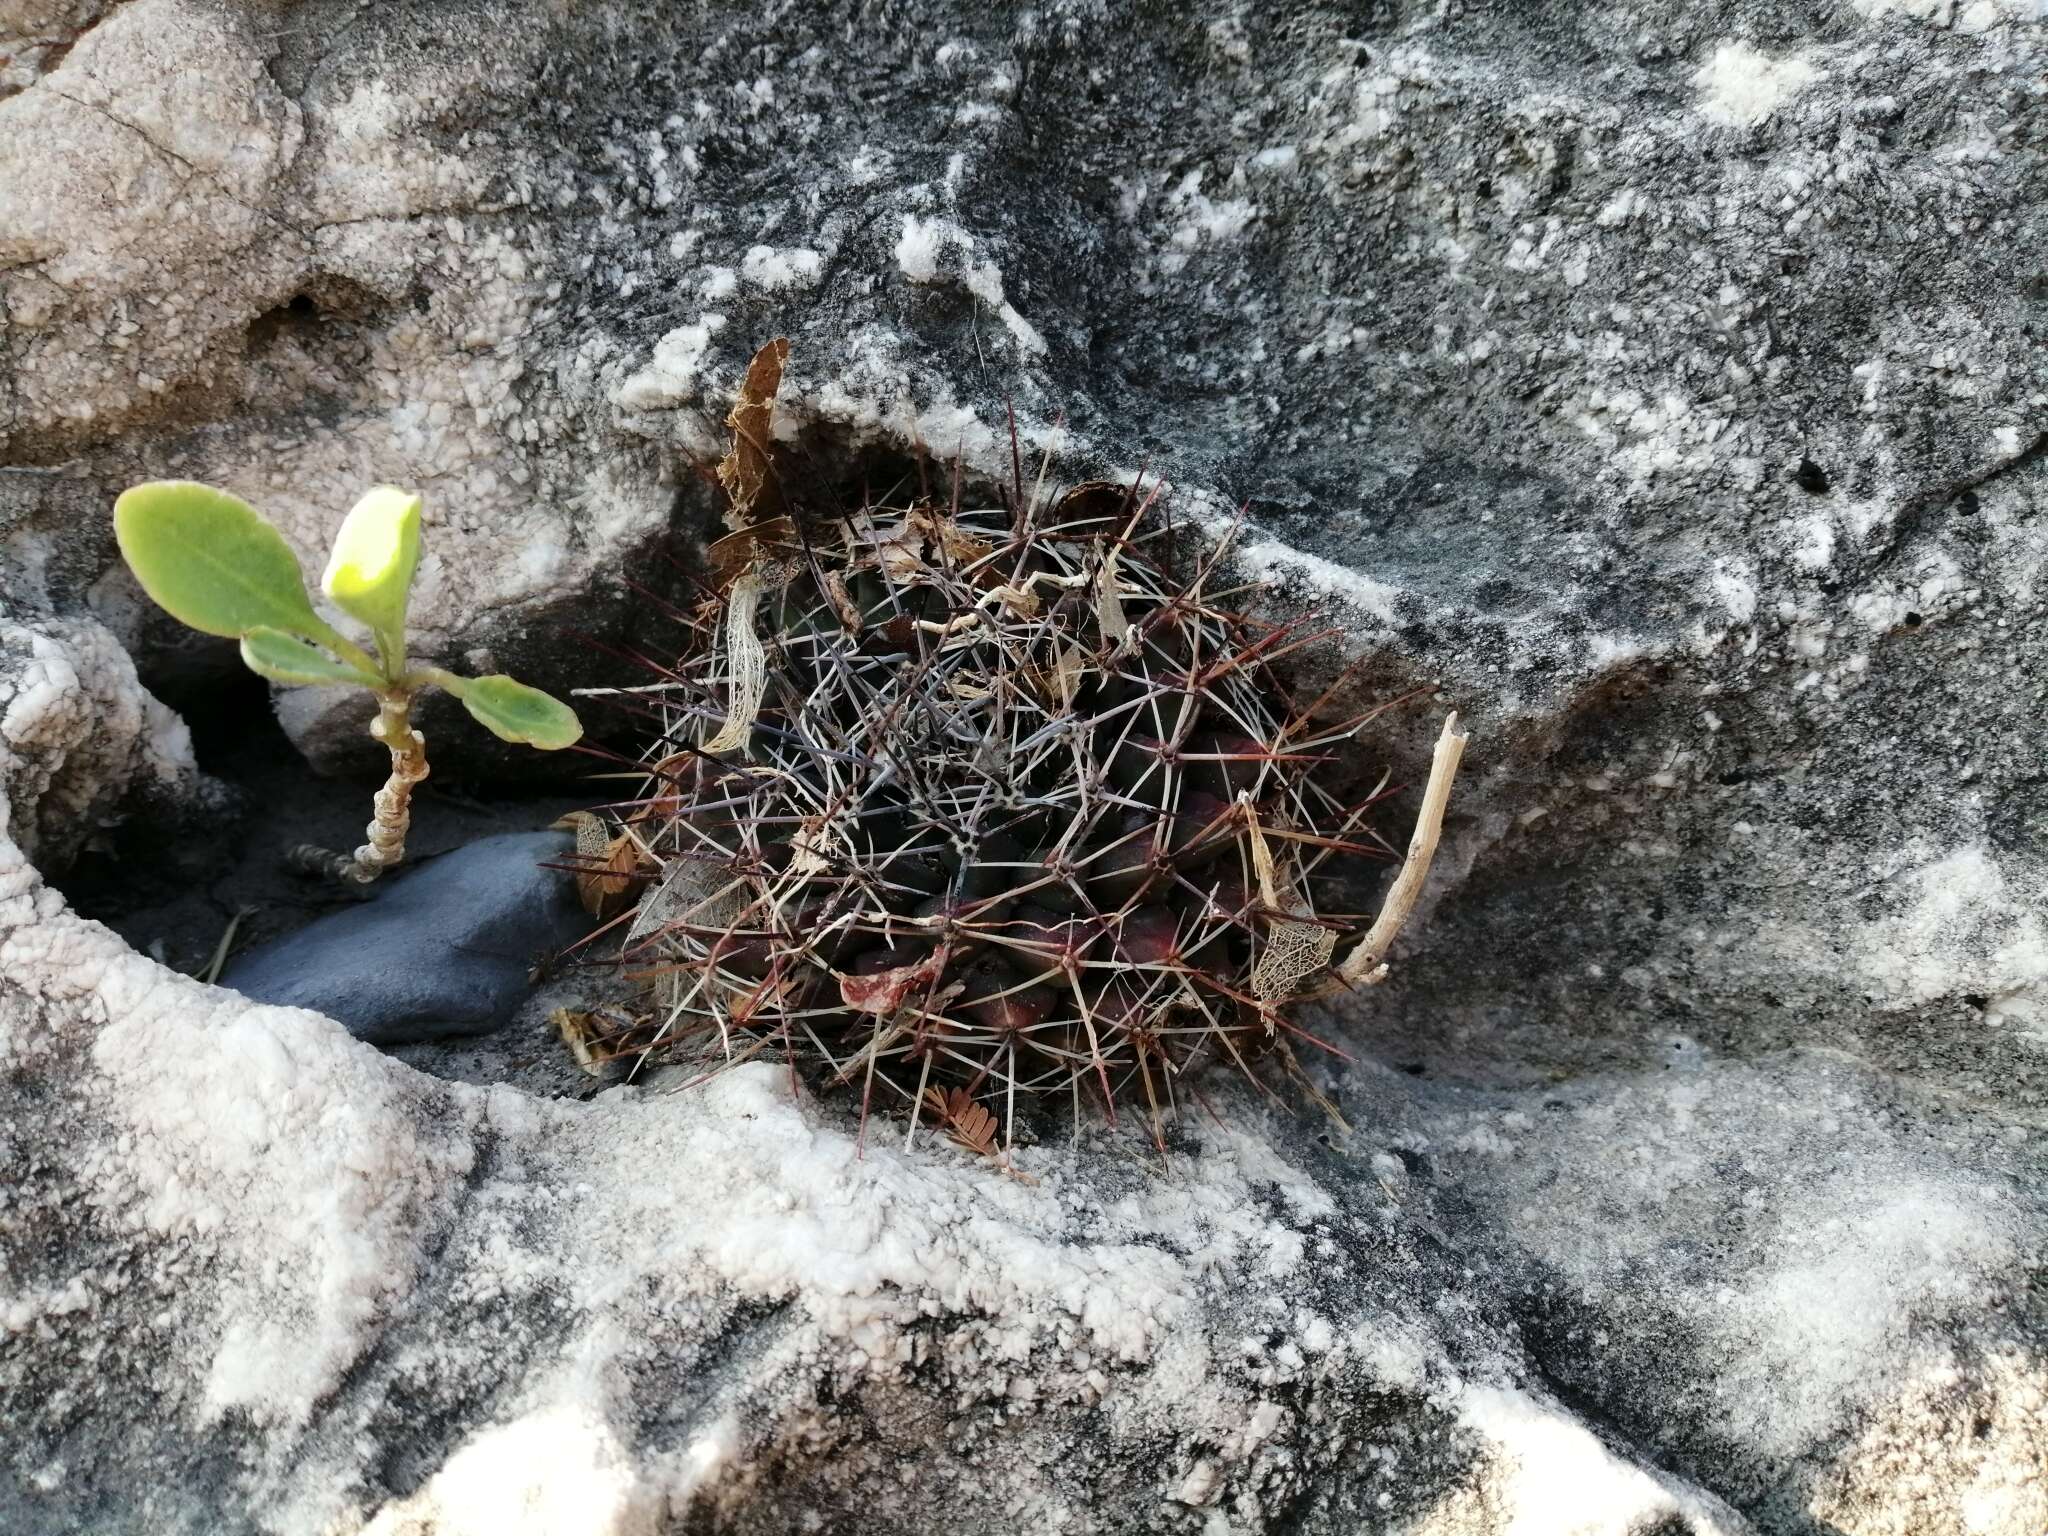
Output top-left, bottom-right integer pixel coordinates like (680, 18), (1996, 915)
(604, 474), (1409, 1150)
(580, 342), (1469, 1154)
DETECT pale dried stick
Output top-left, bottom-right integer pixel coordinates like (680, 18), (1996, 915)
(702, 569), (767, 755)
(1334, 712), (1468, 987)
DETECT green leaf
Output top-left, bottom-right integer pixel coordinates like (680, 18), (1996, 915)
(239, 627), (384, 688)
(455, 675), (583, 750)
(321, 486), (422, 673)
(113, 481), (329, 641)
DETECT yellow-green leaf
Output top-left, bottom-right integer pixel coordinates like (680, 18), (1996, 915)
(239, 627), (383, 688)
(113, 481), (328, 641)
(456, 675), (582, 749)
(322, 485), (422, 672)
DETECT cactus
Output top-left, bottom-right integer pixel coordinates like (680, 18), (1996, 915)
(581, 342), (1465, 1151)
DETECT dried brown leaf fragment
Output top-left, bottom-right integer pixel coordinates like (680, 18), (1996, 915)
(718, 337), (790, 532)
(922, 1085), (999, 1158)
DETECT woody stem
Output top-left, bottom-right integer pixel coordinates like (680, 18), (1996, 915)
(287, 690), (430, 887)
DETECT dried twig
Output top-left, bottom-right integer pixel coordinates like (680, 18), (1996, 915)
(198, 906), (255, 984)
(1335, 712), (1468, 987)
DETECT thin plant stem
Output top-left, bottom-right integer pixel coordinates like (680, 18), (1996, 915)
(288, 689), (430, 886)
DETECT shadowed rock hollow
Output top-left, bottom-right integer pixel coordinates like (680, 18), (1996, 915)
(2, 2), (2043, 1534)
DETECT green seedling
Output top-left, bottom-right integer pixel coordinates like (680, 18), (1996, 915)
(114, 480), (581, 885)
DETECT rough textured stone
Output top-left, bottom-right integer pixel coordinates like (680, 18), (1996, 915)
(0, 611), (209, 869)
(221, 831), (588, 1046)
(1, 1), (2044, 1534)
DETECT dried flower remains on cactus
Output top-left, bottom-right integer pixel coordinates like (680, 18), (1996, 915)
(576, 340), (1466, 1152)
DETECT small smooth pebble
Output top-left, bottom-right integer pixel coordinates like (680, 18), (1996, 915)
(223, 831), (590, 1045)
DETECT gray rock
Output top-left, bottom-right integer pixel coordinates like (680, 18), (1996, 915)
(1, 1), (2045, 1534)
(221, 832), (587, 1045)
(0, 610), (214, 870)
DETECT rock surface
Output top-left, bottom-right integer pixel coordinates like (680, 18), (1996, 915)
(222, 831), (589, 1045)
(0, 611), (211, 870)
(2, 2), (2045, 1534)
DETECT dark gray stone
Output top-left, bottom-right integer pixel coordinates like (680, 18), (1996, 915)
(222, 832), (586, 1045)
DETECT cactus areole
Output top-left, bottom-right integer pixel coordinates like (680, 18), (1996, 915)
(582, 341), (1465, 1150)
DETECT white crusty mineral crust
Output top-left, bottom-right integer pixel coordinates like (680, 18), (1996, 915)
(0, 617), (199, 868)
